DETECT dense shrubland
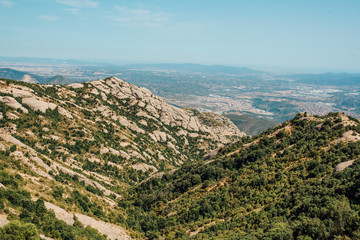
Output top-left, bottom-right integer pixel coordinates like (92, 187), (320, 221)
(117, 112), (360, 239)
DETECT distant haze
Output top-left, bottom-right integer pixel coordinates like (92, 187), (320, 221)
(0, 0), (359, 72)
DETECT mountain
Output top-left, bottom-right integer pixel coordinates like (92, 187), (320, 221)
(0, 77), (244, 239)
(122, 63), (264, 75)
(120, 112), (360, 239)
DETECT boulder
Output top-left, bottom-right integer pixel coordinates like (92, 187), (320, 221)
(334, 160), (355, 172)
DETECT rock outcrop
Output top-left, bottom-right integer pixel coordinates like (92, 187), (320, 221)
(334, 160), (355, 172)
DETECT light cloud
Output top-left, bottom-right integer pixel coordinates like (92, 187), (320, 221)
(55, 0), (98, 8)
(111, 6), (169, 27)
(65, 8), (81, 15)
(38, 15), (58, 21)
(0, 0), (16, 7)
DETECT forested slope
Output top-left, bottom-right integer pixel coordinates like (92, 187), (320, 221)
(121, 112), (360, 239)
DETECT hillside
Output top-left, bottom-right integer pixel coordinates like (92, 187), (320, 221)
(0, 77), (244, 239)
(120, 112), (360, 239)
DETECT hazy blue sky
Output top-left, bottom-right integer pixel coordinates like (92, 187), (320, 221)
(0, 0), (359, 72)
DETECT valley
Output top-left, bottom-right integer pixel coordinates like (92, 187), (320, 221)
(1, 1), (359, 239)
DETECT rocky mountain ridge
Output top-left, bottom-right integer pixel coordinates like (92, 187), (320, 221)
(0, 77), (244, 171)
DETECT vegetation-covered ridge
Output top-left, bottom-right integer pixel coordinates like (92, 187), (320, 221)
(0, 77), (244, 239)
(120, 112), (360, 239)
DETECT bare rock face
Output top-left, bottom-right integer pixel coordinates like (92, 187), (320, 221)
(334, 160), (355, 172)
(68, 83), (84, 89)
(0, 82), (72, 118)
(58, 107), (73, 119)
(0, 96), (29, 113)
(44, 202), (131, 240)
(0, 214), (9, 228)
(22, 97), (57, 113)
(153, 130), (168, 142)
(131, 163), (157, 173)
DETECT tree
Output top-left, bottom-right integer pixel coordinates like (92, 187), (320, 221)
(263, 222), (293, 240)
(0, 220), (40, 240)
(51, 186), (64, 200)
(9, 145), (16, 153)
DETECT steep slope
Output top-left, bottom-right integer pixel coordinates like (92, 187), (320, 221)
(0, 77), (244, 239)
(122, 112), (360, 239)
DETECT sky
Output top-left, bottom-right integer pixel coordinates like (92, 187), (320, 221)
(0, 0), (360, 72)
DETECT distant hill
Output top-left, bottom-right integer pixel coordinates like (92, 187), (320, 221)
(123, 63), (264, 75)
(281, 72), (360, 86)
(0, 68), (46, 83)
(0, 68), (70, 85)
(224, 113), (279, 135)
(45, 75), (72, 85)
